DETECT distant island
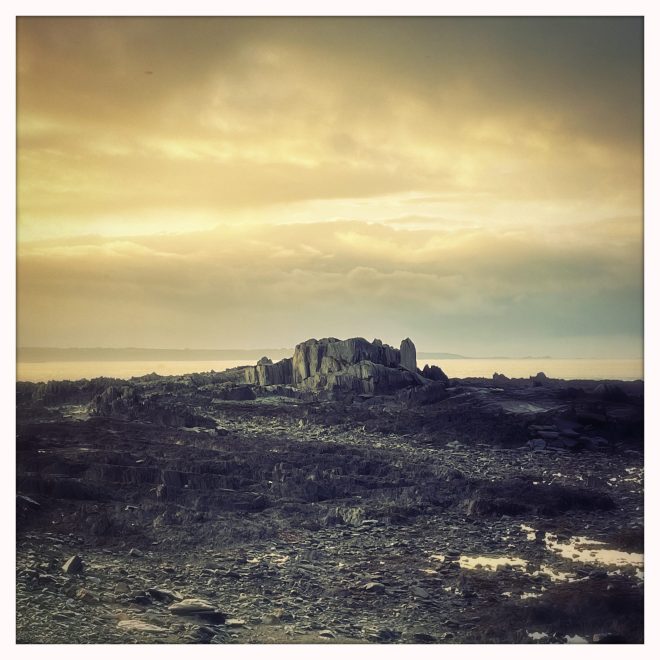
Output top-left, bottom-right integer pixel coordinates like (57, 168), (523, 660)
(18, 347), (294, 363)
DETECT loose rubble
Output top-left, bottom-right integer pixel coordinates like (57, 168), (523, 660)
(16, 338), (644, 643)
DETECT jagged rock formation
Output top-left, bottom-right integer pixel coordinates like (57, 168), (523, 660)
(241, 336), (426, 395)
(242, 358), (293, 387)
(421, 364), (449, 383)
(91, 386), (216, 428)
(397, 381), (449, 406)
(399, 338), (417, 372)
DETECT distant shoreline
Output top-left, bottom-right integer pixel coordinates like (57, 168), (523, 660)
(17, 347), (640, 363)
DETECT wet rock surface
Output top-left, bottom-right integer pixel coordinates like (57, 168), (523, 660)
(16, 368), (643, 643)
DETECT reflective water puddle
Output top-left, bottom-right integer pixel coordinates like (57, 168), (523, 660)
(527, 631), (549, 641)
(544, 533), (643, 568)
(459, 555), (528, 571)
(565, 634), (589, 644)
(247, 553), (289, 565)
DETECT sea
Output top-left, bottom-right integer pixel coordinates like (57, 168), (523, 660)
(16, 358), (643, 383)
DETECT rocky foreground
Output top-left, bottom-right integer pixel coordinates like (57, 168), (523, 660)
(16, 337), (644, 644)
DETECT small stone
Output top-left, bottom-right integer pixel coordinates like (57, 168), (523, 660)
(262, 614), (281, 625)
(130, 592), (152, 605)
(225, 618), (246, 627)
(411, 586), (430, 598)
(363, 581), (386, 594)
(114, 581), (130, 595)
(117, 620), (168, 633)
(128, 548), (143, 557)
(75, 588), (99, 604)
(147, 587), (182, 603)
(168, 598), (216, 614)
(318, 629), (335, 638)
(62, 555), (83, 574)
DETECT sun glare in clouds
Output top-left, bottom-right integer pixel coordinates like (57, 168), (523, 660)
(17, 17), (643, 357)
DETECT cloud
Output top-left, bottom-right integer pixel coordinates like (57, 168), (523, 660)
(16, 18), (643, 356)
(17, 219), (642, 355)
(17, 17), (642, 236)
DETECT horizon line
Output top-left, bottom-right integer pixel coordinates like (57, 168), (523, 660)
(17, 346), (643, 361)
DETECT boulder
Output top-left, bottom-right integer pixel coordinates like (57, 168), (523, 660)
(421, 364), (449, 383)
(243, 358), (293, 386)
(363, 581), (386, 594)
(492, 372), (510, 386)
(531, 372), (550, 387)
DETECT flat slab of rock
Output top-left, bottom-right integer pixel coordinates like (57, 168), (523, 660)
(411, 586), (430, 598)
(118, 619), (168, 633)
(225, 618), (246, 627)
(168, 598), (216, 614)
(147, 587), (183, 603)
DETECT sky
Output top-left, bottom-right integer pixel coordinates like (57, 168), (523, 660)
(16, 16), (643, 356)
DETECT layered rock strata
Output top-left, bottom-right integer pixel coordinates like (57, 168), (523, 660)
(241, 336), (423, 394)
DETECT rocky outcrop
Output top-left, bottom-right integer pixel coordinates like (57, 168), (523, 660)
(400, 338), (417, 372)
(397, 381), (449, 406)
(291, 337), (401, 384)
(91, 386), (217, 428)
(238, 336), (426, 395)
(242, 358), (293, 386)
(289, 337), (426, 394)
(421, 364), (449, 383)
(313, 360), (422, 395)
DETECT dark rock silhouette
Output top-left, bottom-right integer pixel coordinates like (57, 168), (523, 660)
(399, 338), (417, 372)
(421, 364), (449, 383)
(243, 358), (293, 386)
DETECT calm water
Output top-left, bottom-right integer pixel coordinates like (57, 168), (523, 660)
(17, 358), (642, 383)
(428, 358), (643, 381)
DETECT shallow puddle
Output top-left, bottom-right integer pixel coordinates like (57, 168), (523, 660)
(431, 550), (577, 583)
(459, 555), (528, 571)
(545, 534), (643, 569)
(518, 524), (644, 574)
(565, 634), (589, 644)
(531, 564), (574, 582)
(527, 631), (549, 641)
(520, 524), (536, 541)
